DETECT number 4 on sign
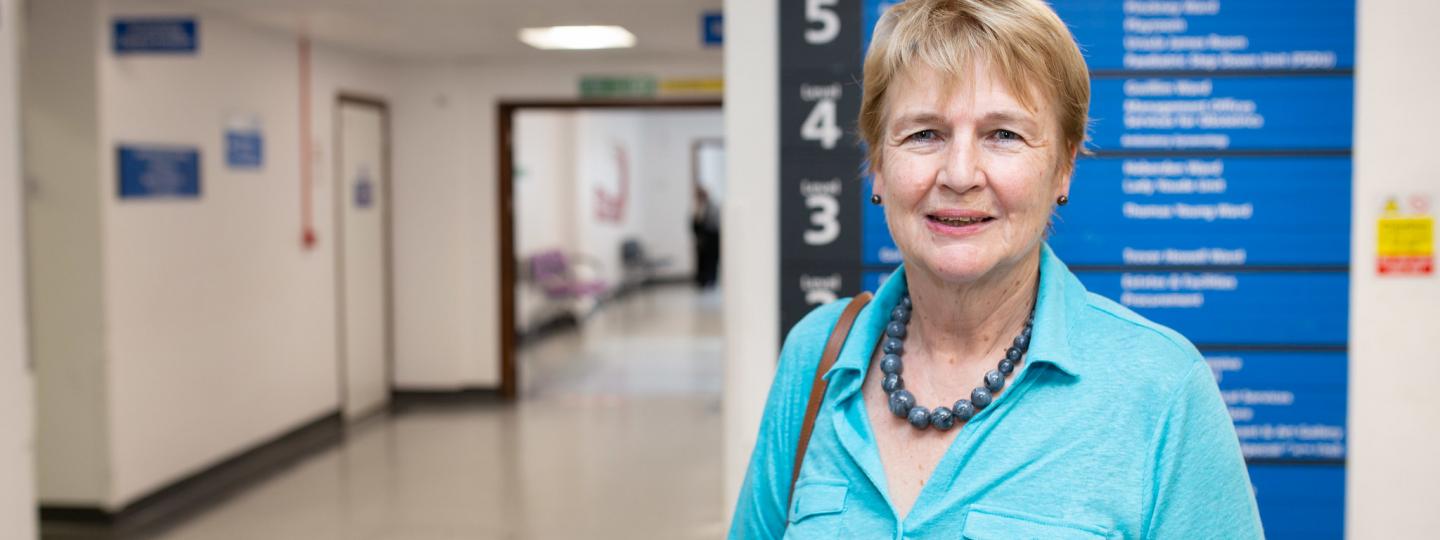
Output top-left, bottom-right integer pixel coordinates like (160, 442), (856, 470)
(802, 99), (842, 150)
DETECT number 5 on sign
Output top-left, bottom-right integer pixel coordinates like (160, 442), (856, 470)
(801, 99), (842, 150)
(805, 0), (840, 44)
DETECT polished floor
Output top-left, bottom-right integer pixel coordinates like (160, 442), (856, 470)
(49, 284), (726, 540)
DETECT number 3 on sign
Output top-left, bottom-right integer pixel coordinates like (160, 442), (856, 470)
(801, 99), (842, 150)
(804, 193), (840, 245)
(805, 0), (840, 44)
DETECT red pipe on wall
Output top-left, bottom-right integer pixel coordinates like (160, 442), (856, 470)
(299, 36), (316, 249)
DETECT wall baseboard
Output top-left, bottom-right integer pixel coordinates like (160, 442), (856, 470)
(39, 410), (343, 534)
(390, 387), (503, 411)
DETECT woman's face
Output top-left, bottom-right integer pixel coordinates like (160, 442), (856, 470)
(874, 62), (1071, 286)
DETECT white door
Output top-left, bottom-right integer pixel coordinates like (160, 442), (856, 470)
(338, 100), (389, 420)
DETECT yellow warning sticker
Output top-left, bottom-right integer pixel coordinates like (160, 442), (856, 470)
(1377, 198), (1434, 275)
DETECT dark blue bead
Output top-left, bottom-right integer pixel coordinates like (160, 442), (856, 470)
(890, 306), (910, 323)
(929, 407), (955, 431)
(1005, 347), (1021, 361)
(998, 360), (1015, 375)
(889, 389), (915, 418)
(1021, 324), (1032, 338)
(880, 354), (903, 375)
(900, 296), (911, 308)
(907, 406), (931, 429)
(881, 373), (904, 393)
(984, 370), (1004, 392)
(1013, 333), (1030, 350)
(971, 387), (993, 409)
(883, 338), (904, 355)
(952, 399), (975, 421)
(886, 321), (907, 339)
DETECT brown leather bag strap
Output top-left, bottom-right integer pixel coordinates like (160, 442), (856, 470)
(788, 292), (873, 507)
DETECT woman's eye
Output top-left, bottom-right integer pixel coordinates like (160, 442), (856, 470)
(993, 129), (1023, 142)
(906, 129), (939, 143)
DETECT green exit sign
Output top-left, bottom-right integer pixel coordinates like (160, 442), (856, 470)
(579, 75), (658, 98)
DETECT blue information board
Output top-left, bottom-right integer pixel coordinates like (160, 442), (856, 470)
(118, 145), (201, 199)
(838, 2), (1354, 535)
(1050, 0), (1355, 72)
(1050, 156), (1352, 266)
(1088, 76), (1354, 152)
(113, 18), (198, 54)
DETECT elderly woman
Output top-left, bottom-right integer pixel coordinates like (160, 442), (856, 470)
(730, 0), (1262, 537)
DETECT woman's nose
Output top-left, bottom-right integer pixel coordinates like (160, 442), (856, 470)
(936, 137), (983, 194)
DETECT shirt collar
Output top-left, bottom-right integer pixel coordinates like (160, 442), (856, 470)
(824, 243), (1087, 387)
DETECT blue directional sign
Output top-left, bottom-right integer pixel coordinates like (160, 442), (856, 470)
(1050, 156), (1352, 266)
(702, 11), (724, 47)
(1088, 76), (1354, 152)
(1209, 352), (1347, 460)
(1050, 0), (1355, 72)
(113, 18), (198, 55)
(118, 145), (201, 199)
(1071, 271), (1348, 346)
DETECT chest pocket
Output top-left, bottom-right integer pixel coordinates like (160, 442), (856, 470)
(962, 507), (1110, 540)
(788, 479), (848, 526)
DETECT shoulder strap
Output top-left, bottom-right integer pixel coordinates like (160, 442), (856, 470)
(788, 292), (873, 506)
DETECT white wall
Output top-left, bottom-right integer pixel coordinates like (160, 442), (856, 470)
(514, 108), (721, 290)
(28, 1), (398, 509)
(1346, 1), (1440, 536)
(1, 0), (37, 536)
(574, 110), (647, 288)
(720, 0), (779, 521)
(514, 110), (578, 331)
(637, 109), (724, 280)
(24, 0), (110, 507)
(390, 59), (721, 389)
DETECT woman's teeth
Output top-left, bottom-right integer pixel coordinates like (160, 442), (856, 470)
(932, 216), (989, 226)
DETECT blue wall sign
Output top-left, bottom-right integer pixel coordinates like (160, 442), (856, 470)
(1209, 351), (1347, 461)
(1088, 76), (1354, 152)
(702, 11), (724, 47)
(225, 131), (262, 169)
(118, 145), (201, 199)
(354, 169), (374, 209)
(1248, 464), (1345, 539)
(1049, 0), (1355, 72)
(113, 17), (198, 54)
(1050, 156), (1353, 266)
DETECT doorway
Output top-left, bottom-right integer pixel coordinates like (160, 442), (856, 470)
(497, 100), (723, 399)
(335, 95), (394, 419)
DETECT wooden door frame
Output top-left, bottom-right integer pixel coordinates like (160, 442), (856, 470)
(496, 98), (723, 400)
(334, 93), (396, 418)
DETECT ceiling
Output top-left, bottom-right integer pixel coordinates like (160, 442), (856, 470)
(183, 0), (725, 63)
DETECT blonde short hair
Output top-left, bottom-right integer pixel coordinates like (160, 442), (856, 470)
(858, 0), (1090, 172)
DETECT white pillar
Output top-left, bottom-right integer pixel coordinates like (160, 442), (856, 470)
(1347, 0), (1440, 535)
(721, 0), (780, 525)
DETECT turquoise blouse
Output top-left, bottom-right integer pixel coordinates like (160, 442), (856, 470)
(730, 245), (1262, 539)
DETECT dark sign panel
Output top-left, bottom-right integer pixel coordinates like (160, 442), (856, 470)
(113, 18), (199, 55)
(118, 145), (201, 199)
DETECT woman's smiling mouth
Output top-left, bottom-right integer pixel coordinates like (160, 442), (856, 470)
(925, 210), (995, 234)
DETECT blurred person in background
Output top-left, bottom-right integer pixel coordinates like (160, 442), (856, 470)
(693, 184), (721, 288)
(730, 0), (1261, 537)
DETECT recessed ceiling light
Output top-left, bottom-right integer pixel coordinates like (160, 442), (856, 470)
(519, 26), (636, 50)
